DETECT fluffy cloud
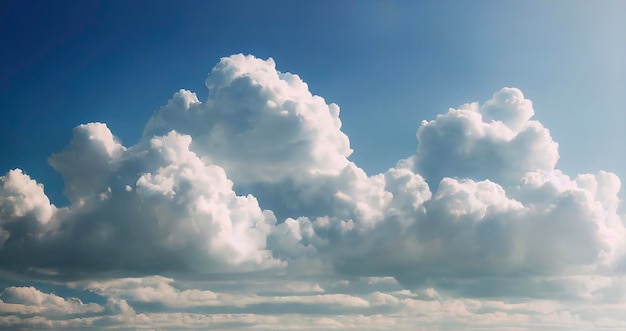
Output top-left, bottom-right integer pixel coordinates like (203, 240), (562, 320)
(143, 54), (390, 222)
(406, 87), (560, 187)
(258, 85), (624, 296)
(143, 54), (352, 182)
(1, 54), (625, 329)
(270, 170), (624, 296)
(0, 169), (56, 247)
(0, 286), (102, 316)
(1, 125), (281, 279)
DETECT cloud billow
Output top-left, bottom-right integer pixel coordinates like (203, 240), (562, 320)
(0, 54), (624, 309)
(407, 87), (559, 188)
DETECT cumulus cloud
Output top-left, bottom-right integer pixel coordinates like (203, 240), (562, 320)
(0, 169), (56, 248)
(0, 286), (102, 316)
(0, 54), (625, 329)
(282, 167), (625, 296)
(1, 125), (281, 278)
(144, 54), (352, 182)
(256, 84), (624, 296)
(405, 87), (560, 187)
(143, 54), (393, 222)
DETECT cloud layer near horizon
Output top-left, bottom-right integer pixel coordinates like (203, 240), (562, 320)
(1, 54), (625, 330)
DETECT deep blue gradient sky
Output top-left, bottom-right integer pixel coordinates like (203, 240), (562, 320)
(1, 0), (625, 206)
(3, 3), (626, 330)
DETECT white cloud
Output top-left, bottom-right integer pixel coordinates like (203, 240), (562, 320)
(4, 281), (626, 330)
(1, 54), (626, 329)
(72, 276), (368, 310)
(0, 286), (102, 316)
(285, 170), (625, 295)
(49, 123), (126, 205)
(407, 88), (560, 187)
(144, 54), (352, 183)
(1, 128), (283, 278)
(0, 169), (56, 242)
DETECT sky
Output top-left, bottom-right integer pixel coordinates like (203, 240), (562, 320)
(0, 0), (625, 330)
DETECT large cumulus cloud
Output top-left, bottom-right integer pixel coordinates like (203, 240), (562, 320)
(0, 54), (625, 308)
(143, 54), (352, 182)
(1, 124), (281, 279)
(268, 86), (625, 295)
(143, 54), (386, 221)
(329, 170), (625, 292)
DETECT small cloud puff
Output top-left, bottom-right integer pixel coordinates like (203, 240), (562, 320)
(408, 87), (559, 188)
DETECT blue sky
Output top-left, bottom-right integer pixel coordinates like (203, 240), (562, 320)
(1, 1), (626, 330)
(2, 0), (624, 204)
